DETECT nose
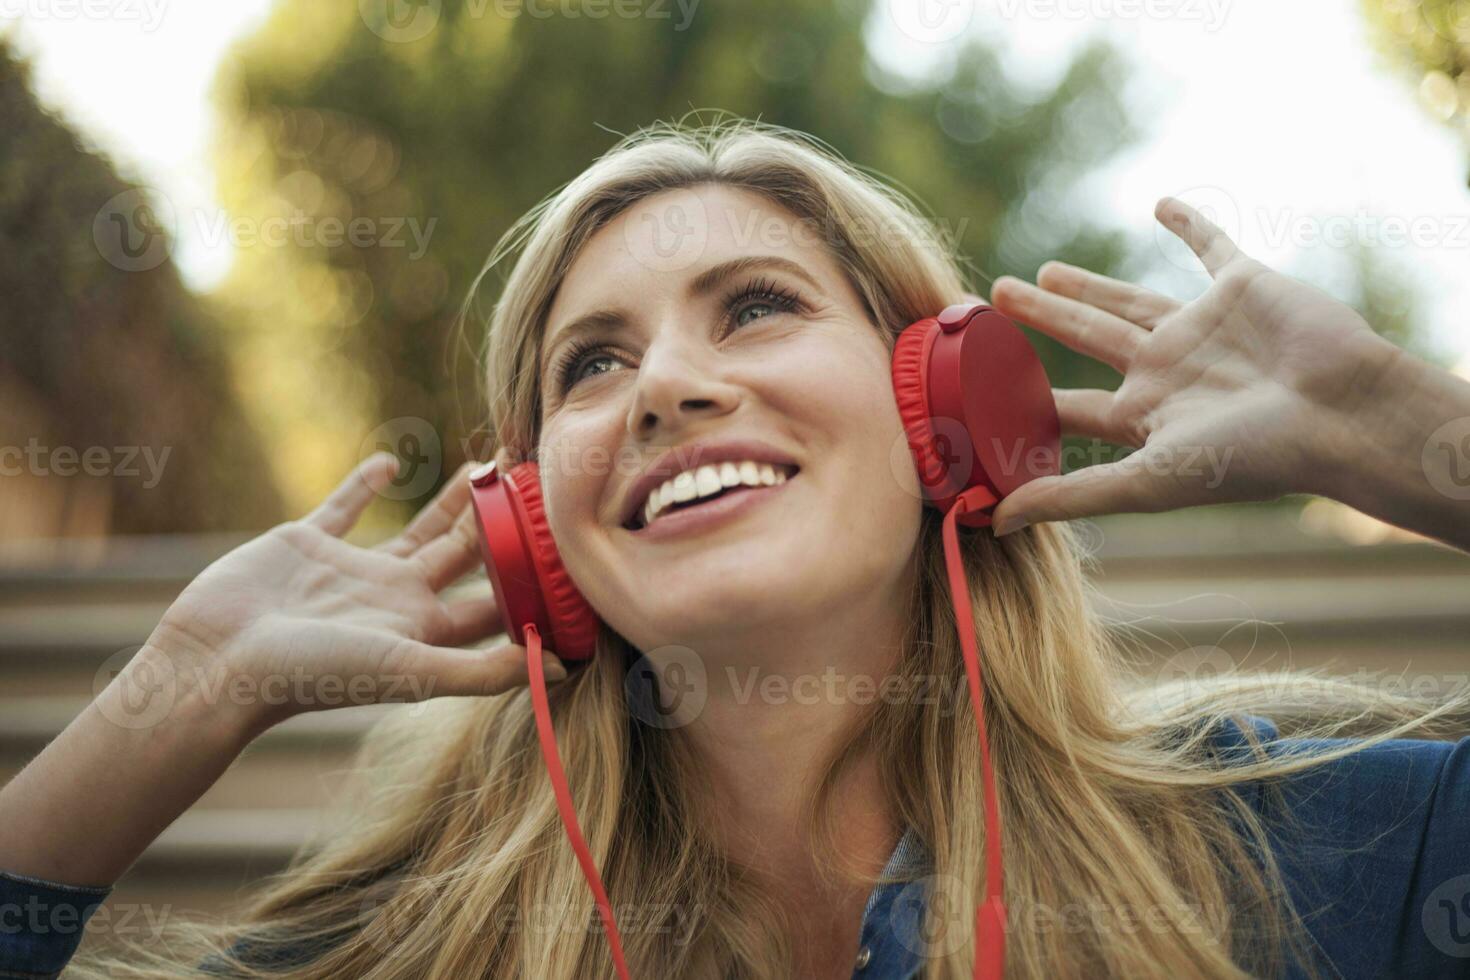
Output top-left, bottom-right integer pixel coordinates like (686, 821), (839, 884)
(625, 328), (741, 440)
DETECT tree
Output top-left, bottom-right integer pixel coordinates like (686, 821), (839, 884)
(0, 39), (283, 537)
(1362, 0), (1470, 148)
(209, 0), (1138, 514)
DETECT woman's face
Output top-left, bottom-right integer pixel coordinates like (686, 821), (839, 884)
(536, 183), (923, 660)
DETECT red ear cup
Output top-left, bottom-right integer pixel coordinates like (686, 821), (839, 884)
(891, 302), (1061, 526)
(467, 460), (600, 661)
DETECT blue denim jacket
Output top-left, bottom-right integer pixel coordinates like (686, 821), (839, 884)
(5, 715), (1470, 979)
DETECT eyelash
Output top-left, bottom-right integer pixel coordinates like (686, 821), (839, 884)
(552, 277), (807, 392)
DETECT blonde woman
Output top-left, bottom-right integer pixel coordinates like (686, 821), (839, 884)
(3, 119), (1469, 980)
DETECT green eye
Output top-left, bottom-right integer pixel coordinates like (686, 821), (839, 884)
(724, 276), (804, 331)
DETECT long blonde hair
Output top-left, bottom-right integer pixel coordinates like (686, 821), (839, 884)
(73, 117), (1468, 979)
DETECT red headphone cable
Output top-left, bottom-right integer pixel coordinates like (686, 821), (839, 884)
(942, 486), (1009, 980)
(525, 624), (633, 980)
(524, 482), (1007, 980)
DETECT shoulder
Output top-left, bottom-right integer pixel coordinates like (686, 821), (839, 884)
(1206, 713), (1470, 978)
(1204, 712), (1470, 816)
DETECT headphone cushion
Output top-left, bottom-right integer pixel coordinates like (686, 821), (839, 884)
(506, 465), (601, 660)
(891, 319), (943, 500)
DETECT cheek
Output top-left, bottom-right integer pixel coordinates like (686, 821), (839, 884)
(796, 337), (898, 453)
(774, 340), (923, 530)
(536, 413), (621, 554)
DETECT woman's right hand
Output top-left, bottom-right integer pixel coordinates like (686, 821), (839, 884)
(0, 454), (565, 889)
(141, 453), (567, 737)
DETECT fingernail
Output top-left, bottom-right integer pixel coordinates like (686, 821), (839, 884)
(543, 655), (568, 681)
(993, 516), (1029, 537)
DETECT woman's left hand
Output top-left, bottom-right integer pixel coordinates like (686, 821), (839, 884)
(986, 196), (1401, 536)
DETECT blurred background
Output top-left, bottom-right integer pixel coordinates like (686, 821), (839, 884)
(1, 0), (1467, 948)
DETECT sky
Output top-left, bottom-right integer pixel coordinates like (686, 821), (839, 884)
(5, 0), (1470, 371)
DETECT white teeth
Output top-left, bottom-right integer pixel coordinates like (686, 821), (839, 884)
(695, 466), (723, 497)
(636, 459), (796, 528)
(671, 470), (697, 502)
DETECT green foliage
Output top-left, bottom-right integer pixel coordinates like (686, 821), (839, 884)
(212, 0), (1137, 512)
(0, 38), (283, 535)
(1362, 0), (1470, 134)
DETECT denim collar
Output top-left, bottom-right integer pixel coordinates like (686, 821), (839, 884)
(851, 826), (935, 979)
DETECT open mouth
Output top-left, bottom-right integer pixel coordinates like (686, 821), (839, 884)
(624, 462), (800, 532)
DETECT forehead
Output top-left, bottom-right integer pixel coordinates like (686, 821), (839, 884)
(548, 183), (836, 318)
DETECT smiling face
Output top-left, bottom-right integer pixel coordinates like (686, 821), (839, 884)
(535, 182), (924, 660)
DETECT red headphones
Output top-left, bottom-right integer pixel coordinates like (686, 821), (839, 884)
(467, 302), (1059, 980)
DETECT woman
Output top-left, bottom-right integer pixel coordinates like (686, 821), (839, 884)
(2, 119), (1468, 980)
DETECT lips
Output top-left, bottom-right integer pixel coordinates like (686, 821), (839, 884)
(626, 464), (799, 531)
(625, 471), (797, 540)
(616, 438), (801, 529)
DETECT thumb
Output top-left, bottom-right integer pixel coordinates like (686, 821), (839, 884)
(990, 455), (1162, 536)
(399, 640), (569, 699)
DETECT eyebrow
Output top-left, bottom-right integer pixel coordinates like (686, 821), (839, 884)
(540, 255), (823, 387)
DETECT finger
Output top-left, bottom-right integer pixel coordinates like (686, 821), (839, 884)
(1035, 261), (1179, 330)
(303, 453), (399, 537)
(990, 276), (1145, 373)
(1155, 197), (1243, 278)
(414, 506), (485, 592)
(438, 595), (504, 647)
(381, 460), (478, 558)
(990, 453), (1166, 535)
(406, 641), (568, 699)
(1053, 389), (1138, 447)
